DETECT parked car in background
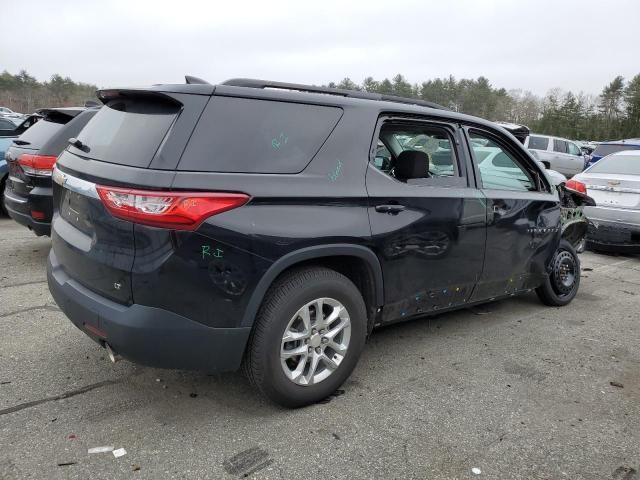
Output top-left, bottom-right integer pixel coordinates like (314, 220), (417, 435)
(495, 122), (567, 186)
(1, 114), (41, 215)
(4, 107), (99, 234)
(48, 77), (590, 407)
(587, 139), (640, 168)
(569, 150), (640, 253)
(524, 134), (585, 178)
(0, 106), (23, 118)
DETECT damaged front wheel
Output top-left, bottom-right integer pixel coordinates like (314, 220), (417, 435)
(536, 239), (580, 307)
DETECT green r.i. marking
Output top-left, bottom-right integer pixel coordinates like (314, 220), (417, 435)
(202, 245), (223, 259)
(271, 132), (288, 150)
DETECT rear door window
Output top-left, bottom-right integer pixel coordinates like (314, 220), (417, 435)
(553, 139), (568, 153)
(527, 136), (549, 150)
(178, 96), (342, 173)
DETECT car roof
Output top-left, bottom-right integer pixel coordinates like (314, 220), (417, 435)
(527, 133), (574, 142)
(599, 138), (640, 146)
(97, 77), (516, 138)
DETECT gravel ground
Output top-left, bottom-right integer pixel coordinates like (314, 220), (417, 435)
(0, 217), (638, 480)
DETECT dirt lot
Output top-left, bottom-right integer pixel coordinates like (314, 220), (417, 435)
(0, 217), (639, 480)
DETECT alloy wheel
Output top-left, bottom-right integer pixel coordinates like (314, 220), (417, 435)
(280, 297), (351, 386)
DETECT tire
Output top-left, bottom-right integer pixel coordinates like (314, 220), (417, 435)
(535, 239), (580, 306)
(244, 266), (367, 408)
(0, 176), (7, 216)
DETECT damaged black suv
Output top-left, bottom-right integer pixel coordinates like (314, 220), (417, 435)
(48, 78), (591, 407)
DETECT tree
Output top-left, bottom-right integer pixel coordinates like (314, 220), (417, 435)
(599, 75), (625, 138)
(624, 74), (640, 136)
(0, 70), (98, 113)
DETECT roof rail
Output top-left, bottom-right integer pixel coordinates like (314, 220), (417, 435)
(221, 78), (446, 110)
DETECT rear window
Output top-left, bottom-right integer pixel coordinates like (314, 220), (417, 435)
(528, 136), (549, 150)
(588, 154), (640, 175)
(39, 110), (99, 156)
(71, 96), (180, 168)
(15, 115), (72, 150)
(178, 96), (342, 173)
(593, 144), (640, 157)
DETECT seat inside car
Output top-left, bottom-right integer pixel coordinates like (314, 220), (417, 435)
(395, 150), (431, 182)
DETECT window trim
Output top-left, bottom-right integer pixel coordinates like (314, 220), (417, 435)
(368, 115), (468, 188)
(464, 126), (550, 193)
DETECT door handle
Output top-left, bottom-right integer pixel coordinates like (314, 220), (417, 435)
(375, 204), (406, 214)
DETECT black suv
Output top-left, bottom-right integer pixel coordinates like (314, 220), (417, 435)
(5, 107), (99, 236)
(48, 78), (584, 407)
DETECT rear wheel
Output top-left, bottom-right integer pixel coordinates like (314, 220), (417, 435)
(244, 267), (367, 408)
(536, 240), (580, 306)
(0, 176), (7, 216)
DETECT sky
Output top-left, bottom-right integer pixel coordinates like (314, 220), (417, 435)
(2, 0), (639, 96)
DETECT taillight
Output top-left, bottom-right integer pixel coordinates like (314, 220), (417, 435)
(17, 154), (57, 176)
(95, 186), (250, 231)
(565, 179), (587, 194)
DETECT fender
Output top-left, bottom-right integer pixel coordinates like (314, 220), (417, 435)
(240, 244), (384, 327)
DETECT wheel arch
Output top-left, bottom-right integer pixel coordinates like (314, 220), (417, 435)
(240, 244), (384, 329)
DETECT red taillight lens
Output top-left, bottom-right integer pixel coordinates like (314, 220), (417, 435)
(95, 186), (250, 231)
(17, 154), (57, 176)
(565, 179), (587, 194)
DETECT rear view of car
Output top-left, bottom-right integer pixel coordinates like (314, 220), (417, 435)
(4, 107), (98, 235)
(588, 139), (640, 167)
(570, 150), (640, 253)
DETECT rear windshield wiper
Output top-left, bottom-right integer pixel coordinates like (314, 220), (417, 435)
(13, 139), (30, 145)
(68, 137), (90, 153)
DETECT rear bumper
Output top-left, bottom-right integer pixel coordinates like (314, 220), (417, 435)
(587, 219), (640, 253)
(4, 185), (52, 236)
(47, 250), (251, 372)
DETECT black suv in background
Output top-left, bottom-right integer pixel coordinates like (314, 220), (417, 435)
(4, 107), (99, 236)
(48, 78), (587, 407)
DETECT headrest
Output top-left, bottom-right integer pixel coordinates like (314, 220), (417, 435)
(395, 150), (430, 181)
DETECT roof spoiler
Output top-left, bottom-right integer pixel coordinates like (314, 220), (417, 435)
(185, 75), (211, 85)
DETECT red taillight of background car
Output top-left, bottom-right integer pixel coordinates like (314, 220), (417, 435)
(565, 179), (587, 194)
(95, 186), (250, 231)
(17, 154), (57, 176)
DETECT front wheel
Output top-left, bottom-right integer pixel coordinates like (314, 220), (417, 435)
(244, 267), (367, 408)
(536, 239), (580, 306)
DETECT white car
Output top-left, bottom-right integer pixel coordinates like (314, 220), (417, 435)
(525, 134), (586, 178)
(570, 150), (640, 253)
(475, 146), (567, 189)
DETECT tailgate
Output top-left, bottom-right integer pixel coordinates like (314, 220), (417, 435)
(50, 89), (209, 304)
(51, 165), (136, 303)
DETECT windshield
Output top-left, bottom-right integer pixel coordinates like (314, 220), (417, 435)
(588, 154), (640, 176)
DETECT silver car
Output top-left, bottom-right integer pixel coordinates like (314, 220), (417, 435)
(570, 150), (640, 253)
(525, 134), (586, 178)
